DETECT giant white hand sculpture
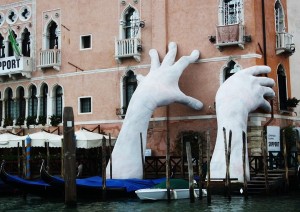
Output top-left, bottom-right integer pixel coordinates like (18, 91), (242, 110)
(107, 42), (203, 179)
(210, 66), (275, 182)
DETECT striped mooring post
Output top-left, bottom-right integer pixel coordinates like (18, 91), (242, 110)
(25, 135), (31, 179)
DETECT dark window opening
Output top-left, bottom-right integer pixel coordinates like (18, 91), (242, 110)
(81, 35), (91, 49)
(123, 70), (137, 110)
(0, 34), (4, 58)
(224, 60), (237, 81)
(277, 65), (287, 110)
(55, 86), (63, 118)
(49, 21), (58, 49)
(125, 7), (135, 39)
(80, 97), (91, 113)
(40, 85), (48, 117)
(22, 28), (30, 57)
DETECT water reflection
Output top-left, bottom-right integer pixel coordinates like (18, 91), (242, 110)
(0, 193), (300, 212)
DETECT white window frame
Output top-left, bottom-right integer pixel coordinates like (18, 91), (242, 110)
(275, 0), (285, 33)
(218, 0), (244, 26)
(80, 34), (92, 50)
(78, 96), (92, 114)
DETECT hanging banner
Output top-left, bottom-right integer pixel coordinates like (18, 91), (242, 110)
(267, 126), (280, 152)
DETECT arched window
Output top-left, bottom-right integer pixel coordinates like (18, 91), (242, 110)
(8, 30), (17, 57)
(40, 84), (48, 117)
(5, 88), (14, 120)
(223, 60), (241, 81)
(22, 28), (30, 57)
(219, 0), (243, 25)
(0, 33), (4, 58)
(16, 87), (26, 119)
(277, 65), (287, 110)
(54, 86), (63, 118)
(28, 85), (38, 117)
(123, 70), (137, 110)
(48, 21), (58, 49)
(275, 0), (285, 32)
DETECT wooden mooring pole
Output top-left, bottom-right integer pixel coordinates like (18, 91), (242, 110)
(262, 128), (269, 194)
(242, 131), (248, 199)
(63, 107), (77, 206)
(186, 141), (195, 203)
(108, 133), (112, 179)
(282, 130), (289, 192)
(206, 130), (211, 204)
(198, 133), (203, 200)
(140, 132), (145, 179)
(102, 136), (107, 200)
(223, 128), (232, 200)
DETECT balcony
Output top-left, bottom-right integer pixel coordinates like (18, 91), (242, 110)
(276, 32), (295, 55)
(115, 38), (141, 63)
(215, 23), (245, 50)
(38, 49), (61, 71)
(0, 56), (32, 79)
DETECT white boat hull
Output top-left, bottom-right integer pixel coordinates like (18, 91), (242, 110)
(135, 188), (207, 200)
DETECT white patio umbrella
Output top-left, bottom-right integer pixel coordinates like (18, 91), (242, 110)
(0, 133), (23, 148)
(75, 129), (116, 149)
(47, 129), (116, 149)
(21, 131), (62, 147)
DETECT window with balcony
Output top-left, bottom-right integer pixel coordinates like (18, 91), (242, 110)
(39, 18), (61, 70)
(21, 28), (30, 57)
(79, 97), (92, 114)
(28, 85), (38, 117)
(115, 6), (143, 63)
(0, 34), (4, 58)
(215, 0), (245, 50)
(277, 65), (288, 111)
(275, 0), (295, 55)
(8, 30), (17, 57)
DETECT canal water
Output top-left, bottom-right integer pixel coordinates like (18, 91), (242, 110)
(0, 192), (299, 211)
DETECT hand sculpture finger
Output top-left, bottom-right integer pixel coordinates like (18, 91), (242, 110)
(173, 50), (200, 76)
(259, 98), (272, 112)
(256, 77), (275, 87)
(262, 86), (275, 98)
(176, 92), (203, 110)
(161, 42), (177, 67)
(149, 49), (160, 71)
(244, 65), (271, 76)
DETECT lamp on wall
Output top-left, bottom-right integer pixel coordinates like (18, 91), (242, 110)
(208, 35), (216, 43)
(137, 44), (142, 52)
(290, 43), (296, 53)
(133, 20), (145, 37)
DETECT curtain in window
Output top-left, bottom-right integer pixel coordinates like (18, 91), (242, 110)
(275, 0), (284, 32)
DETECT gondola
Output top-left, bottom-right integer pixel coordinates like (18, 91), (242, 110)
(0, 160), (60, 197)
(40, 160), (165, 199)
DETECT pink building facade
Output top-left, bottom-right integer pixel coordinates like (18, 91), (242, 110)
(0, 0), (298, 157)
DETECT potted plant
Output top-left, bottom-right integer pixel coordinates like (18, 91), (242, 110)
(3, 117), (13, 128)
(16, 116), (25, 127)
(286, 97), (300, 110)
(38, 115), (47, 126)
(26, 115), (37, 129)
(49, 114), (61, 127)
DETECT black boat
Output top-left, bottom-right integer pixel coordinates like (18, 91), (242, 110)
(0, 160), (60, 197)
(40, 160), (165, 199)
